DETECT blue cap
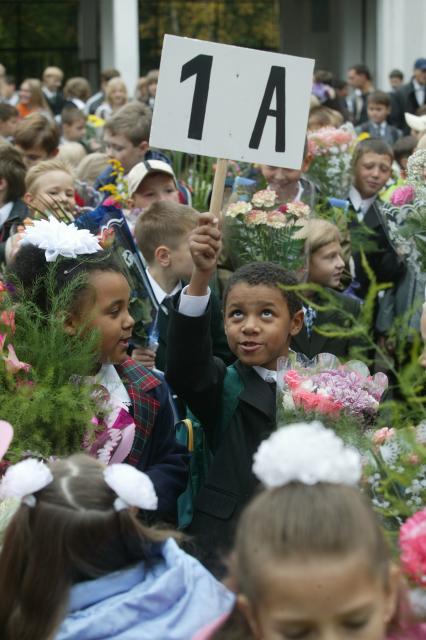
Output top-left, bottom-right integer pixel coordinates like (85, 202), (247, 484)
(414, 58), (426, 70)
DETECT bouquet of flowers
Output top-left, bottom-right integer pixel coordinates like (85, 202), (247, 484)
(84, 114), (105, 152)
(83, 381), (136, 465)
(383, 150), (426, 270)
(277, 352), (388, 427)
(364, 423), (426, 527)
(100, 159), (129, 206)
(0, 270), (139, 466)
(307, 123), (357, 198)
(224, 189), (308, 269)
(0, 271), (100, 462)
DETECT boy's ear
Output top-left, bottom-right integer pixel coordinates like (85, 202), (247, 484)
(49, 148), (59, 159)
(154, 245), (171, 267)
(23, 191), (34, 207)
(237, 594), (262, 640)
(290, 308), (305, 336)
(137, 140), (149, 157)
(63, 311), (79, 336)
(0, 176), (7, 194)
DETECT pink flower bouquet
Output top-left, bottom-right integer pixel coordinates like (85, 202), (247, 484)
(225, 189), (307, 269)
(400, 508), (426, 588)
(307, 124), (357, 198)
(84, 384), (136, 465)
(277, 352), (388, 425)
(390, 185), (416, 207)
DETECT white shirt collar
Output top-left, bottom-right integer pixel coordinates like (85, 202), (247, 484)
(146, 270), (182, 305)
(349, 185), (376, 220)
(253, 365), (276, 383)
(95, 364), (131, 406)
(0, 201), (13, 229)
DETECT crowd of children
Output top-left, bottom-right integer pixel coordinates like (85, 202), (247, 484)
(0, 55), (425, 640)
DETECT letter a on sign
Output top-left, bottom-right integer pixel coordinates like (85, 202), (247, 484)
(150, 36), (314, 170)
(249, 66), (286, 152)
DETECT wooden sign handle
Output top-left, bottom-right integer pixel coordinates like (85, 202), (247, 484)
(209, 158), (228, 220)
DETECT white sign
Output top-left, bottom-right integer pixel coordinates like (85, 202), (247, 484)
(150, 35), (314, 170)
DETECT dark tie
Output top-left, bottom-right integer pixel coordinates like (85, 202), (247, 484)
(267, 380), (276, 394)
(161, 295), (173, 313)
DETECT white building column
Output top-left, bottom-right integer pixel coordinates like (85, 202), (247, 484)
(376, 0), (426, 91)
(100, 0), (139, 97)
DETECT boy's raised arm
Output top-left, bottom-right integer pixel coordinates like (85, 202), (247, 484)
(166, 214), (226, 430)
(187, 213), (222, 296)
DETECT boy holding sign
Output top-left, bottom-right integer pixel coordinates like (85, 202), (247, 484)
(166, 214), (304, 574)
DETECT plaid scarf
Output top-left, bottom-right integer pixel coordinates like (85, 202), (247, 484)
(115, 359), (161, 465)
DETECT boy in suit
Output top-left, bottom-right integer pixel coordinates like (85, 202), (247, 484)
(166, 214), (304, 573)
(356, 91), (402, 145)
(348, 138), (403, 301)
(133, 201), (232, 371)
(291, 219), (361, 360)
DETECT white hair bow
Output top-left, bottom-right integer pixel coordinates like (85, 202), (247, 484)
(0, 458), (158, 513)
(0, 458), (53, 506)
(21, 218), (101, 262)
(253, 421), (362, 488)
(104, 464), (158, 512)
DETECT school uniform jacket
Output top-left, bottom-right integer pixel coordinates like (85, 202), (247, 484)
(116, 359), (189, 521)
(291, 290), (362, 360)
(154, 290), (233, 372)
(350, 200), (403, 300)
(355, 121), (401, 145)
(390, 79), (425, 133)
(166, 303), (276, 575)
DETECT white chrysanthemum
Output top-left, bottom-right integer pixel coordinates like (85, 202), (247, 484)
(21, 218), (101, 262)
(252, 421), (361, 488)
(0, 458), (53, 501)
(104, 464), (158, 511)
(225, 201), (252, 218)
(252, 189), (277, 208)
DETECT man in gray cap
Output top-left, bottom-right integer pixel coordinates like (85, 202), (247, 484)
(390, 57), (426, 134)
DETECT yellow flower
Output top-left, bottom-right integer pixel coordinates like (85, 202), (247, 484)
(357, 132), (371, 142)
(87, 114), (105, 127)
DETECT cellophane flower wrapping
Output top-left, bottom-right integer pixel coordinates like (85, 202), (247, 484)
(383, 150), (426, 274)
(307, 124), (357, 198)
(277, 352), (388, 428)
(364, 421), (426, 527)
(224, 189), (307, 270)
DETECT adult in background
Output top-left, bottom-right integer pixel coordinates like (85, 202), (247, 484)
(347, 63), (374, 126)
(390, 58), (426, 134)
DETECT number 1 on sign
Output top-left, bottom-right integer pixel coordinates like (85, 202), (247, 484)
(180, 54), (213, 140)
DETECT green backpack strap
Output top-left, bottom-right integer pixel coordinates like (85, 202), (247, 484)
(213, 363), (244, 450)
(175, 363), (243, 529)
